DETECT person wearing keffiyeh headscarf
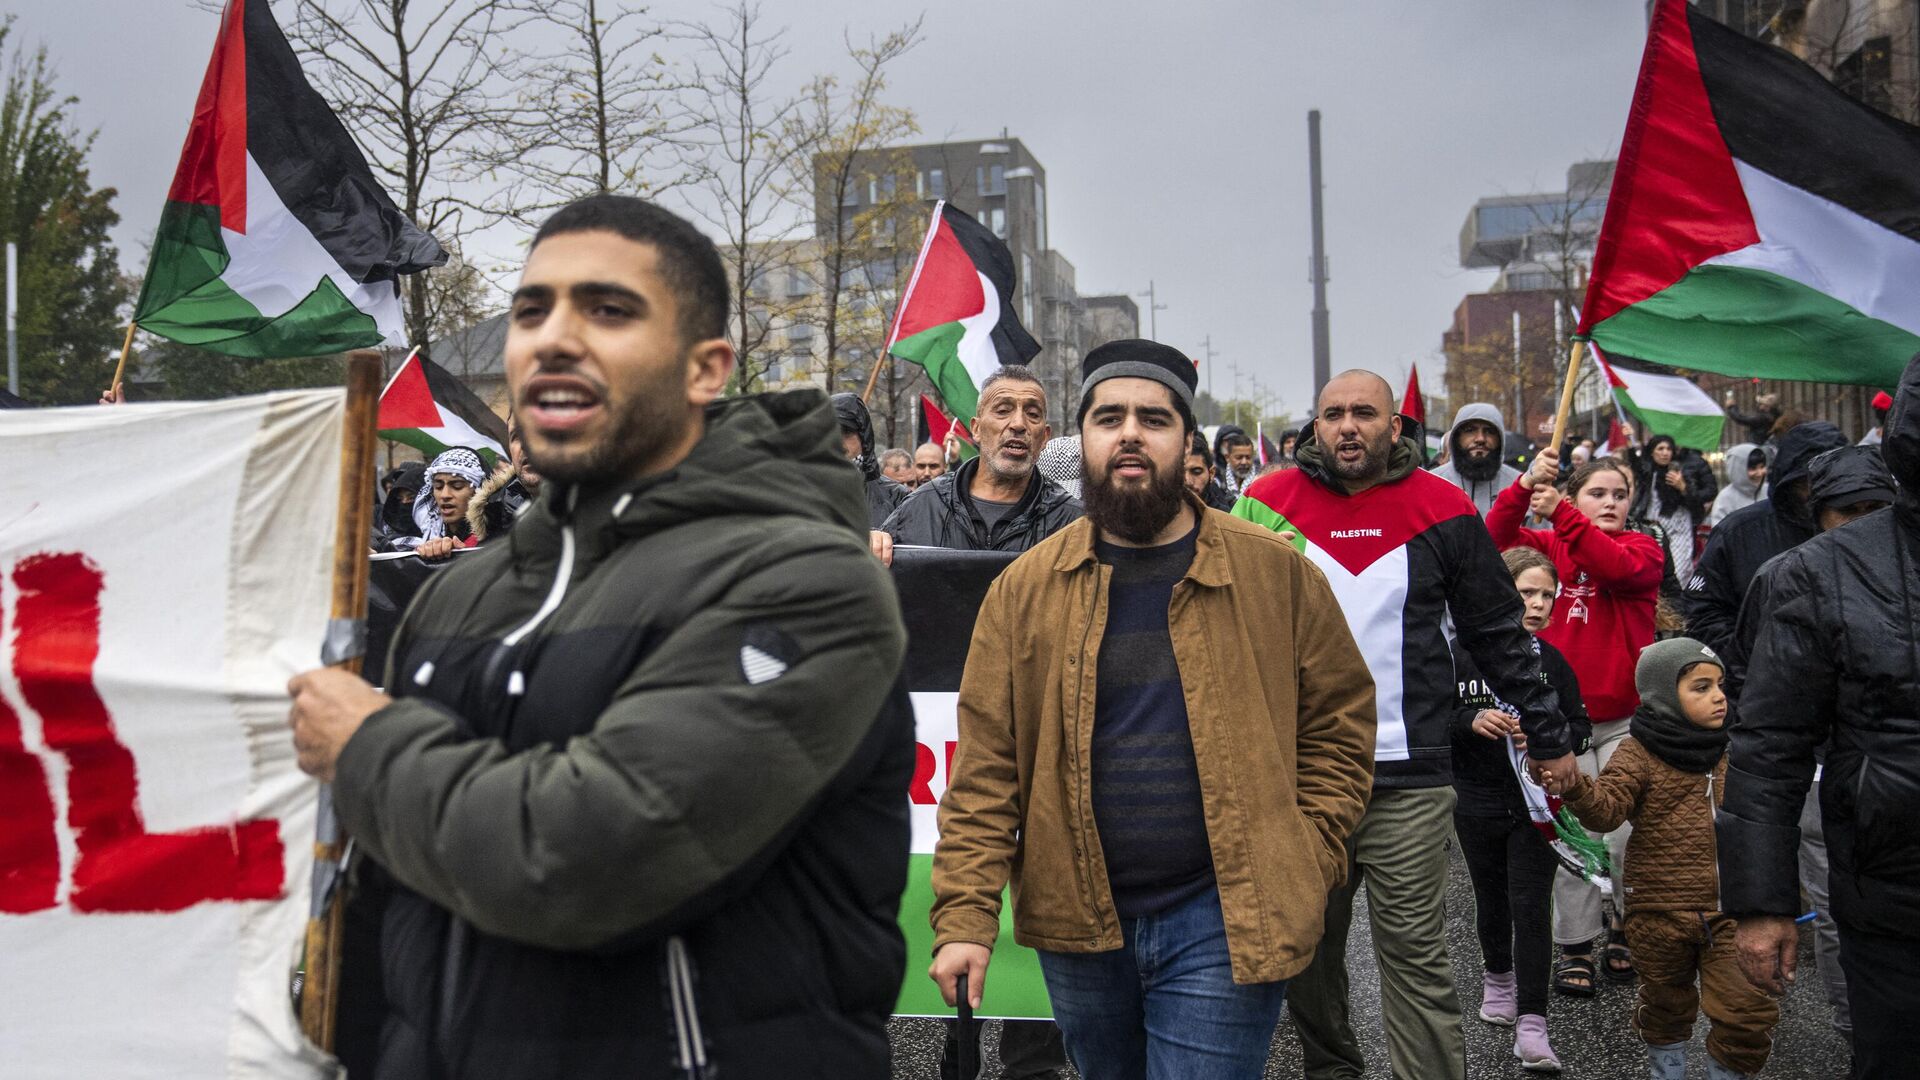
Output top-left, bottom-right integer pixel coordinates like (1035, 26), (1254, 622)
(1036, 433), (1083, 499)
(389, 447), (488, 555)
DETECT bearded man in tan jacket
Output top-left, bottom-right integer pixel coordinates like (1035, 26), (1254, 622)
(929, 340), (1377, 1078)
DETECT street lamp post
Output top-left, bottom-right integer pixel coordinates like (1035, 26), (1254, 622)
(1135, 280), (1167, 340)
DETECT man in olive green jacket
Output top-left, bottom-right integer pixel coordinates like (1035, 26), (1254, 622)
(929, 340), (1377, 1076)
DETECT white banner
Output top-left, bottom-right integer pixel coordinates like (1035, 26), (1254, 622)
(0, 391), (342, 1078)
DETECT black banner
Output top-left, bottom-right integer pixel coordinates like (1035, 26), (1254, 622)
(890, 546), (1018, 693)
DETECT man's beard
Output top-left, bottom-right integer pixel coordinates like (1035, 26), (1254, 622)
(1329, 427), (1397, 485)
(1082, 453), (1187, 545)
(1454, 444), (1502, 482)
(524, 367), (690, 489)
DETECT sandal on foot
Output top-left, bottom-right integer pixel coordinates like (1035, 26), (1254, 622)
(1553, 953), (1597, 998)
(1602, 926), (1636, 982)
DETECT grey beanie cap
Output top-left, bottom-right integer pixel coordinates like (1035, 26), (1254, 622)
(1635, 637), (1723, 716)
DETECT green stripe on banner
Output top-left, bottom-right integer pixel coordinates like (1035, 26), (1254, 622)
(1590, 263), (1920, 388)
(893, 854), (1053, 1019)
(891, 322), (981, 424)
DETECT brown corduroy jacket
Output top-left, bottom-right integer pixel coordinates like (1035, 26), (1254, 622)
(1565, 736), (1728, 913)
(930, 501), (1377, 985)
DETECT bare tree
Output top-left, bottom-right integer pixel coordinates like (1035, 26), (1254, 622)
(480, 0), (693, 221)
(1775, 1), (1920, 123)
(792, 19), (924, 392)
(677, 3), (814, 393)
(282, 0), (526, 346)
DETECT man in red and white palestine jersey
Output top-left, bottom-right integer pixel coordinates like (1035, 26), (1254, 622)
(1232, 370), (1577, 1080)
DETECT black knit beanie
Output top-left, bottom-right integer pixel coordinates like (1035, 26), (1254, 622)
(1078, 339), (1197, 430)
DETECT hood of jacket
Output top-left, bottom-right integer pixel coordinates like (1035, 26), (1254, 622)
(830, 391), (881, 480)
(1444, 403), (1507, 459)
(381, 462), (428, 538)
(516, 390), (866, 561)
(1212, 423), (1249, 467)
(1291, 415), (1423, 494)
(1806, 444), (1897, 517)
(1766, 420), (1849, 528)
(465, 463), (525, 542)
(1886, 352), (1920, 507)
(1722, 442), (1761, 495)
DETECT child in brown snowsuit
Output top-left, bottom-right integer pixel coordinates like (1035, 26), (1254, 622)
(1563, 638), (1779, 1080)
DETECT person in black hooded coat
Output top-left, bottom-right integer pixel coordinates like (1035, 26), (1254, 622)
(378, 462), (428, 545)
(1716, 354), (1920, 1080)
(1679, 421), (1848, 655)
(830, 392), (910, 528)
(1213, 423), (1256, 497)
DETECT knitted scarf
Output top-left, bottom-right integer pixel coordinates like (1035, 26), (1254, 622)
(1629, 702), (1728, 774)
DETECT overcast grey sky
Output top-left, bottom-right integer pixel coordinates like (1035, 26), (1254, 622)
(24, 0), (1650, 418)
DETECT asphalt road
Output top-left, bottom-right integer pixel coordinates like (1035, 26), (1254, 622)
(888, 847), (1849, 1078)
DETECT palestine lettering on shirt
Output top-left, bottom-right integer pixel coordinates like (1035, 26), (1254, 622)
(1091, 522), (1214, 918)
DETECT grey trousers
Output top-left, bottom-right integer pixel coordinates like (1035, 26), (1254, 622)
(1799, 779), (1851, 1036)
(1287, 785), (1467, 1080)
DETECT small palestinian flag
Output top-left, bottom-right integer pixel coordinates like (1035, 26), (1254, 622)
(1400, 364), (1425, 427)
(377, 350), (509, 463)
(134, 0), (444, 358)
(886, 202), (1040, 424)
(1598, 412), (1632, 457)
(918, 393), (976, 459)
(1579, 0), (1920, 387)
(1591, 345), (1724, 451)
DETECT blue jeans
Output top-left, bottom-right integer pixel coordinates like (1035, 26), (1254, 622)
(1036, 887), (1287, 1080)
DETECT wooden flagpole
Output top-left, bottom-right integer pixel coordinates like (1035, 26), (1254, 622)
(859, 350), (888, 404)
(108, 323), (138, 398)
(299, 349), (382, 1051)
(1548, 337), (1590, 458)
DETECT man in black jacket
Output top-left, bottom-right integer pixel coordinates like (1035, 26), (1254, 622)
(1718, 355), (1920, 1080)
(1679, 420), (1848, 654)
(1720, 445), (1896, 1045)
(881, 365), (1080, 552)
(832, 391), (910, 528)
(287, 195), (914, 1079)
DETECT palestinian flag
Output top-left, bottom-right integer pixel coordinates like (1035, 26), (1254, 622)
(918, 393), (976, 459)
(1578, 0), (1920, 387)
(377, 350), (508, 463)
(1593, 345), (1724, 451)
(886, 202), (1040, 424)
(134, 0), (444, 358)
(1598, 412), (1632, 457)
(1400, 364), (1425, 427)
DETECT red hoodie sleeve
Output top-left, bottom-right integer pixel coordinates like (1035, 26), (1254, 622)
(1547, 498), (1663, 590)
(1486, 477), (1547, 552)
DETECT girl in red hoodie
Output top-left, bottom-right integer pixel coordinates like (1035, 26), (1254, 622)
(1489, 449), (1663, 996)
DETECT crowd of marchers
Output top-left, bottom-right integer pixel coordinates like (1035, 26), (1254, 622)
(261, 194), (1915, 1080)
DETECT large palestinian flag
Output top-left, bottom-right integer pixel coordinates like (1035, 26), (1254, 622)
(886, 202), (1040, 423)
(1578, 0), (1920, 387)
(1593, 345), (1724, 451)
(377, 350), (508, 463)
(134, 0), (444, 358)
